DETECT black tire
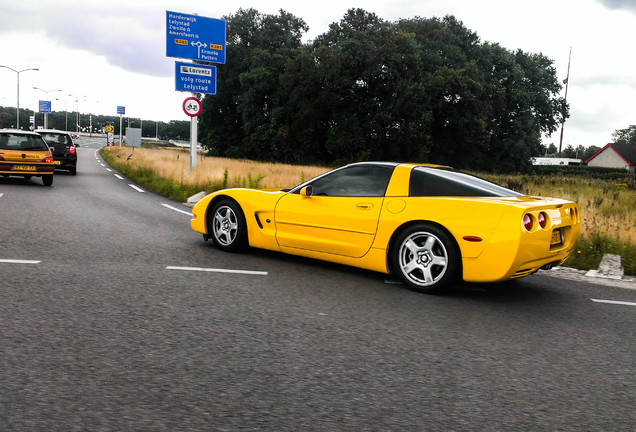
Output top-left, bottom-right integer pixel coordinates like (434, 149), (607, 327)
(70, 167), (77, 175)
(208, 199), (247, 252)
(391, 223), (459, 293)
(42, 175), (53, 186)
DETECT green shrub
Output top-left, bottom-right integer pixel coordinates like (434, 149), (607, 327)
(566, 234), (636, 276)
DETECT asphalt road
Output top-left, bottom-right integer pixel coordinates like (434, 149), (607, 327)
(1, 138), (635, 431)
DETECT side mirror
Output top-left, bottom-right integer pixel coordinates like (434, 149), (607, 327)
(300, 185), (313, 197)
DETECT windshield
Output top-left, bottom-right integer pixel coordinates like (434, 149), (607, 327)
(40, 133), (71, 147)
(0, 133), (49, 151)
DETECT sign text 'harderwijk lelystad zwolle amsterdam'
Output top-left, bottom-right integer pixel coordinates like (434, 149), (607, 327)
(166, 11), (226, 64)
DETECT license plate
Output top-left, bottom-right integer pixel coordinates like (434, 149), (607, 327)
(550, 229), (563, 247)
(13, 165), (36, 171)
(54, 160), (61, 165)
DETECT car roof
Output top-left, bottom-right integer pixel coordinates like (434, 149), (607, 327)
(345, 161), (451, 169)
(0, 128), (43, 136)
(35, 129), (72, 135)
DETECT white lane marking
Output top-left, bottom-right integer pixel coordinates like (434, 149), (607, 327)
(0, 193), (3, 199)
(114, 174), (124, 180)
(106, 168), (112, 172)
(161, 203), (193, 216)
(591, 298), (636, 307)
(100, 163), (106, 167)
(166, 266), (268, 276)
(0, 259), (41, 264)
(384, 279), (402, 285)
(128, 184), (145, 193)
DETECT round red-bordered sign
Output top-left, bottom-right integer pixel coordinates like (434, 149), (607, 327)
(183, 97), (202, 117)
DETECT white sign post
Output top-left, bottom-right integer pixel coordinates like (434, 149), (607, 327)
(183, 97), (202, 172)
(117, 106), (125, 146)
(167, 11), (226, 173)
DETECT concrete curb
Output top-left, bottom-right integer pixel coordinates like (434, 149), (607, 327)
(540, 254), (635, 290)
(185, 191), (207, 208)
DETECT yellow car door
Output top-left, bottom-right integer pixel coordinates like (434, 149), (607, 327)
(274, 163), (396, 258)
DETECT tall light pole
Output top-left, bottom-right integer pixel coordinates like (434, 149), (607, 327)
(56, 97), (71, 131)
(0, 65), (39, 129)
(33, 87), (61, 129)
(68, 93), (86, 133)
(558, 47), (572, 157)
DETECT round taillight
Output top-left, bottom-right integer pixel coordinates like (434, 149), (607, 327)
(538, 212), (547, 229)
(523, 214), (533, 231)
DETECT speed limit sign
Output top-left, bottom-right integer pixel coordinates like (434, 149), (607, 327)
(183, 97), (202, 117)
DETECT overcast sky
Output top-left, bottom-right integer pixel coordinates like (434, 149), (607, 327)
(1, 0), (635, 149)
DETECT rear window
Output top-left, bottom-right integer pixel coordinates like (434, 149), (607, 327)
(0, 133), (49, 151)
(409, 167), (523, 197)
(40, 133), (72, 147)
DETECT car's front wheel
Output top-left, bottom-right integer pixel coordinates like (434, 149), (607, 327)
(391, 223), (459, 293)
(208, 199), (247, 252)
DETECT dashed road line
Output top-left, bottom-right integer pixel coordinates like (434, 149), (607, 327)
(0, 259), (41, 264)
(166, 266), (268, 276)
(161, 203), (193, 216)
(128, 184), (145, 193)
(591, 298), (636, 307)
(114, 174), (124, 180)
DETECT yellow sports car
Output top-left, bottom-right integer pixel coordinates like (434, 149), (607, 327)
(191, 162), (581, 293)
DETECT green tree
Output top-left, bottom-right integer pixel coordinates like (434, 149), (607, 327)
(612, 125), (636, 145)
(581, 145), (601, 162)
(199, 8), (308, 160)
(199, 8), (566, 173)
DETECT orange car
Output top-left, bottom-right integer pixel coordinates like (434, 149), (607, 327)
(0, 129), (55, 186)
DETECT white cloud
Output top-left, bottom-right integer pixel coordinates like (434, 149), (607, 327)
(1, 0), (635, 147)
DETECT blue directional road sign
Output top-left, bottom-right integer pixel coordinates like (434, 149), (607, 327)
(175, 62), (216, 95)
(166, 11), (226, 64)
(117, 106), (125, 115)
(39, 100), (51, 114)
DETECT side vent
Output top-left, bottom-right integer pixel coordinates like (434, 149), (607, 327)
(254, 213), (263, 229)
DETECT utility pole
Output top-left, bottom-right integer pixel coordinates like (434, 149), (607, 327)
(558, 47), (572, 156)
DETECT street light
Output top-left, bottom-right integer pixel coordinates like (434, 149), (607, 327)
(55, 98), (70, 131)
(33, 87), (61, 129)
(0, 65), (39, 129)
(68, 93), (86, 133)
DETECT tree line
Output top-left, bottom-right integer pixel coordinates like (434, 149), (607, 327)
(0, 106), (190, 141)
(199, 8), (569, 172)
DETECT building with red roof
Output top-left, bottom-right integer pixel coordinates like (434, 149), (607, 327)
(585, 143), (636, 174)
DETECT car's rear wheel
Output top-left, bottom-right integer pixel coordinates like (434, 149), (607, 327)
(209, 199), (247, 252)
(42, 175), (53, 186)
(391, 223), (458, 293)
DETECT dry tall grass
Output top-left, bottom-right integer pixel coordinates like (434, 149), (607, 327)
(107, 146), (329, 189)
(106, 145), (635, 246)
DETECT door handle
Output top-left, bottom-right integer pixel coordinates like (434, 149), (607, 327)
(356, 203), (374, 210)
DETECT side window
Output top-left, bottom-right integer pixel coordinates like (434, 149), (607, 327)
(310, 165), (395, 197)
